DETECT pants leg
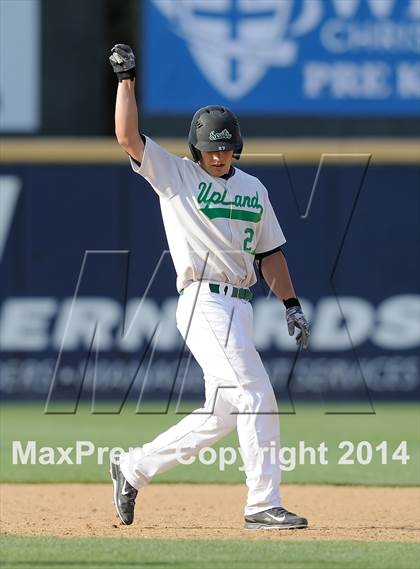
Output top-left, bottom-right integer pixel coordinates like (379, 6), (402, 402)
(176, 283), (281, 515)
(120, 374), (237, 488)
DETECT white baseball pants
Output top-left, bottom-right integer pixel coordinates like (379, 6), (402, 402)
(119, 281), (281, 515)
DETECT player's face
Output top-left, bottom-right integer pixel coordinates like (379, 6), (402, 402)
(199, 150), (234, 177)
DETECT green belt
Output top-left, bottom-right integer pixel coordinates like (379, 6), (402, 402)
(179, 283), (253, 301)
(209, 283), (253, 301)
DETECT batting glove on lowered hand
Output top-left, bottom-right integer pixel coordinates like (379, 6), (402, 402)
(285, 304), (310, 350)
(109, 44), (136, 82)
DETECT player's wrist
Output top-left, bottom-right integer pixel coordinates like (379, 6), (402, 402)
(283, 297), (300, 309)
(116, 69), (136, 82)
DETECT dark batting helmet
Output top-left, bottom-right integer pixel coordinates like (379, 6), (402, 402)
(188, 105), (243, 162)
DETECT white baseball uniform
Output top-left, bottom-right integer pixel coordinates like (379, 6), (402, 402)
(119, 136), (287, 515)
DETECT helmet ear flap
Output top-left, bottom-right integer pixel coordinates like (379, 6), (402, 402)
(233, 142), (243, 160)
(189, 144), (201, 162)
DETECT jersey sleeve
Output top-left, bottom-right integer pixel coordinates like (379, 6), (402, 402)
(129, 136), (184, 199)
(255, 190), (286, 256)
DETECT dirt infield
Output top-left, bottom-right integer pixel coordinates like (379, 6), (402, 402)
(1, 484), (419, 542)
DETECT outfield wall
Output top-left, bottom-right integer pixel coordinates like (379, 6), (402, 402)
(0, 139), (419, 401)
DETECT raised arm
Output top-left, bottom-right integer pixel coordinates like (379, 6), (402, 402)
(109, 44), (144, 163)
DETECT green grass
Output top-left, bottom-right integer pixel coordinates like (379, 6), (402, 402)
(0, 536), (419, 569)
(0, 402), (418, 485)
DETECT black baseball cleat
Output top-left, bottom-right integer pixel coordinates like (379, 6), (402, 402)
(244, 507), (308, 530)
(110, 459), (138, 525)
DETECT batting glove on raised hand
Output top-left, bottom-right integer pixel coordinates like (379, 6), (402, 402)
(109, 44), (136, 82)
(286, 305), (310, 350)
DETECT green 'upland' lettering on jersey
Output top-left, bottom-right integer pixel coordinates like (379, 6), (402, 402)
(197, 182), (263, 223)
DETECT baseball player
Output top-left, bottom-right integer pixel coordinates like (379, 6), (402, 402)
(109, 44), (310, 530)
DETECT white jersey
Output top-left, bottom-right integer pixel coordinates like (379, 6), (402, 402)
(130, 136), (286, 292)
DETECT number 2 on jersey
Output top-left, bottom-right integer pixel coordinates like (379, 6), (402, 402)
(243, 227), (255, 254)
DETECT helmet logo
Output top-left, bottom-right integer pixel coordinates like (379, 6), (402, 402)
(209, 129), (232, 141)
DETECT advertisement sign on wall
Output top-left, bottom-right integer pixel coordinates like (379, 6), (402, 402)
(0, 0), (40, 132)
(0, 162), (419, 400)
(144, 0), (420, 114)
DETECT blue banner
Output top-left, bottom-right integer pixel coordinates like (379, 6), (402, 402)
(0, 161), (419, 401)
(144, 0), (420, 115)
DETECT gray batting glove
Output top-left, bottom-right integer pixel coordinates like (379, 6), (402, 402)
(286, 306), (310, 350)
(109, 44), (136, 81)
